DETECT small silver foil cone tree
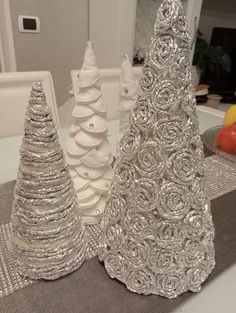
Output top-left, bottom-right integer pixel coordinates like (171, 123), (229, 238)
(99, 0), (215, 299)
(9, 82), (87, 280)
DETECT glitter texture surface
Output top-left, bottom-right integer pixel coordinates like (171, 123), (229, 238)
(98, 0), (216, 298)
(9, 82), (87, 280)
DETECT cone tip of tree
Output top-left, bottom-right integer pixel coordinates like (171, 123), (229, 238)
(87, 41), (92, 49)
(32, 81), (43, 91)
(82, 41), (97, 69)
(29, 81), (47, 105)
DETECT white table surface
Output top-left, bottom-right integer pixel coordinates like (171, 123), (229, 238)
(1, 114), (235, 313)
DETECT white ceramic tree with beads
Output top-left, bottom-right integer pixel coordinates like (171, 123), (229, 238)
(66, 42), (113, 225)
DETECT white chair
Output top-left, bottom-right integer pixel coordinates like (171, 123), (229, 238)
(0, 71), (59, 138)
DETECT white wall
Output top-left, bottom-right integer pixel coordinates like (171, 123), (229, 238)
(89, 0), (137, 68)
(9, 0), (89, 106)
(199, 0), (236, 42)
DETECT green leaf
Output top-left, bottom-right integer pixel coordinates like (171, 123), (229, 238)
(218, 54), (231, 72)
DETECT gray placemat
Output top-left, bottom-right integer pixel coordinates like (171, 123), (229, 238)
(0, 155), (236, 300)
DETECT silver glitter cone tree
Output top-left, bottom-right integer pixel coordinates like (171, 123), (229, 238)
(66, 41), (113, 225)
(10, 82), (87, 280)
(99, 0), (215, 299)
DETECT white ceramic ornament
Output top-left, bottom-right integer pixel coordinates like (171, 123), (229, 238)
(77, 187), (96, 202)
(103, 167), (114, 180)
(90, 177), (112, 194)
(69, 123), (81, 134)
(77, 71), (99, 89)
(76, 164), (106, 180)
(73, 176), (89, 191)
(80, 115), (107, 134)
(66, 41), (114, 225)
(65, 154), (82, 166)
(75, 130), (104, 147)
(72, 104), (94, 119)
(66, 138), (88, 156)
(77, 41), (100, 88)
(88, 97), (107, 113)
(119, 99), (134, 112)
(77, 88), (101, 103)
(79, 195), (101, 210)
(80, 149), (112, 168)
(83, 197), (106, 224)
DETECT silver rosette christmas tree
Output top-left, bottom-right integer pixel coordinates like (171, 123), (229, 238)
(99, 0), (215, 299)
(10, 82), (87, 280)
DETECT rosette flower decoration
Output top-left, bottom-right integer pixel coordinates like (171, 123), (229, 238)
(66, 42), (113, 225)
(119, 55), (138, 140)
(9, 82), (87, 280)
(99, 0), (215, 299)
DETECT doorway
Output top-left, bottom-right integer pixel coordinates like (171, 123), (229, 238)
(0, 0), (16, 72)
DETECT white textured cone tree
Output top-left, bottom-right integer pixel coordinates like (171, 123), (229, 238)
(66, 42), (113, 225)
(119, 55), (138, 140)
(99, 0), (215, 299)
(10, 82), (87, 280)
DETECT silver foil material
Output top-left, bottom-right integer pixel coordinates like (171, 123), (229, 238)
(9, 82), (87, 280)
(99, 0), (216, 299)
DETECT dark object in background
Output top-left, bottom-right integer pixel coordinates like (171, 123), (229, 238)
(133, 48), (145, 65)
(221, 93), (236, 104)
(196, 95), (208, 104)
(199, 27), (236, 102)
(193, 29), (231, 77)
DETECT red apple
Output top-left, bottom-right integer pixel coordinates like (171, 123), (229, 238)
(216, 124), (236, 154)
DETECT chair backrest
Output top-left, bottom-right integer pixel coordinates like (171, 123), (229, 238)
(0, 71), (59, 138)
(71, 67), (142, 120)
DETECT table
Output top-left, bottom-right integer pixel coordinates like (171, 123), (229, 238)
(0, 120), (235, 313)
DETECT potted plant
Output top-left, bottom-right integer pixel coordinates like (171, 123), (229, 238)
(192, 30), (231, 85)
